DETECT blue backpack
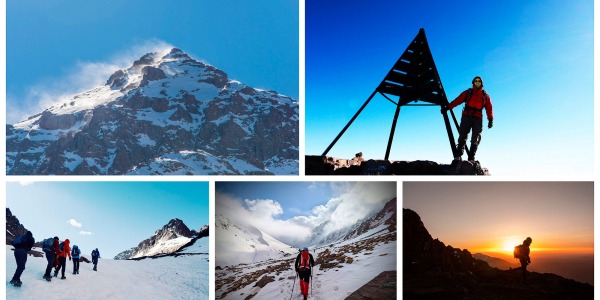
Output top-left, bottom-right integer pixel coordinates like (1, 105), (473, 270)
(72, 246), (81, 257)
(11, 235), (24, 247)
(42, 238), (54, 252)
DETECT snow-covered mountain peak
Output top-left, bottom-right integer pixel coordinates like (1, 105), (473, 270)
(7, 47), (299, 175)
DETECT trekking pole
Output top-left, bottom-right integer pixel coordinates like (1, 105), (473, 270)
(310, 268), (313, 297)
(290, 272), (298, 300)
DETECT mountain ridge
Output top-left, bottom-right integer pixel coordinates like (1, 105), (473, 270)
(403, 208), (593, 299)
(7, 48), (298, 175)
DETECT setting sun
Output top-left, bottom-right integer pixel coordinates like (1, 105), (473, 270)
(501, 237), (523, 253)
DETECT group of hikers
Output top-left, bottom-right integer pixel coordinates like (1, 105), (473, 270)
(9, 230), (101, 287)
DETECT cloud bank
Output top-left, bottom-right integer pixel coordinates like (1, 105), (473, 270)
(217, 182), (396, 247)
(79, 231), (94, 236)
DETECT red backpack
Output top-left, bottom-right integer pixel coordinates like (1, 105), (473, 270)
(299, 251), (311, 269)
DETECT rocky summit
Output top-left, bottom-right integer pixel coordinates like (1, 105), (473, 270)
(115, 218), (206, 260)
(306, 155), (489, 175)
(403, 208), (593, 299)
(7, 48), (298, 175)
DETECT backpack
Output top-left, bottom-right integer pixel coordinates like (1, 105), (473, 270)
(299, 251), (311, 269)
(514, 244), (527, 260)
(12, 234), (24, 247)
(42, 238), (54, 252)
(463, 88), (489, 112)
(72, 246), (80, 257)
(92, 250), (98, 258)
(59, 242), (65, 252)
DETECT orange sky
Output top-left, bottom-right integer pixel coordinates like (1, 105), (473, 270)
(404, 182), (594, 255)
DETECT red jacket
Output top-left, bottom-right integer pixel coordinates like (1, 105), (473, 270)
(448, 86), (493, 120)
(57, 239), (72, 259)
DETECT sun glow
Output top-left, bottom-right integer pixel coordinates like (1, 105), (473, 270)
(501, 237), (523, 253)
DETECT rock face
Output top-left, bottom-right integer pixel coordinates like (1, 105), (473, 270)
(7, 48), (299, 175)
(6, 208), (29, 245)
(306, 155), (489, 175)
(345, 271), (396, 300)
(114, 218), (209, 259)
(403, 208), (593, 299)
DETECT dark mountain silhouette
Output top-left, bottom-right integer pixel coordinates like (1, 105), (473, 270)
(403, 208), (593, 299)
(473, 253), (517, 270)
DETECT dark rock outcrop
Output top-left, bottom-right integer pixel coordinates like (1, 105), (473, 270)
(306, 155), (489, 175)
(345, 271), (397, 300)
(6, 208), (28, 245)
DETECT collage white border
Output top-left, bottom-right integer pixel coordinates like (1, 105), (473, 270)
(1, 0), (598, 299)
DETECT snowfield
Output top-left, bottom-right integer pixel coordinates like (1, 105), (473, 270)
(216, 230), (396, 300)
(6, 243), (209, 300)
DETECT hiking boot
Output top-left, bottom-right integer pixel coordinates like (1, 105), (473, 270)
(9, 279), (16, 285)
(453, 156), (462, 161)
(54, 272), (58, 277)
(61, 276), (66, 280)
(43, 275), (52, 282)
(467, 155), (475, 161)
(12, 280), (22, 287)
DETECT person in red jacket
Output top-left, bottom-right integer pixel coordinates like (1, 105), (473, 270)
(442, 76), (494, 161)
(54, 239), (71, 279)
(294, 247), (315, 300)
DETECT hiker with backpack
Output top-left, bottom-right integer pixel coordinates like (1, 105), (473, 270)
(92, 248), (101, 271)
(514, 237), (533, 283)
(54, 239), (71, 279)
(42, 237), (60, 282)
(71, 245), (81, 275)
(442, 76), (494, 161)
(10, 230), (35, 287)
(294, 247), (315, 300)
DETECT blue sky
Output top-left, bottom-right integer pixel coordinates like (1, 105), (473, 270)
(216, 181), (396, 246)
(6, 181), (209, 258)
(6, 0), (298, 124)
(306, 0), (593, 176)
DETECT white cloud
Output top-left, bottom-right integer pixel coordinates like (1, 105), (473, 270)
(79, 231), (94, 236)
(18, 181), (34, 186)
(7, 39), (174, 124)
(216, 182), (396, 247)
(67, 219), (83, 228)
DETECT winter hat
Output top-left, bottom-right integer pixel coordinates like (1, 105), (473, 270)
(302, 247), (308, 252)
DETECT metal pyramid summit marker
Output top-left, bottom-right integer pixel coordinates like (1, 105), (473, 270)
(322, 28), (464, 160)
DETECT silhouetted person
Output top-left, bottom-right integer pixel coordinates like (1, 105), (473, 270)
(442, 76), (493, 161)
(514, 237), (532, 283)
